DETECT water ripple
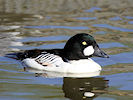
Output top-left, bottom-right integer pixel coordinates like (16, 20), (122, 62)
(24, 25), (90, 30)
(94, 31), (107, 34)
(84, 7), (102, 12)
(93, 24), (133, 32)
(75, 17), (97, 20)
(99, 42), (127, 48)
(124, 16), (133, 19)
(18, 36), (70, 42)
(109, 16), (122, 21)
(104, 72), (133, 90)
(128, 21), (133, 24)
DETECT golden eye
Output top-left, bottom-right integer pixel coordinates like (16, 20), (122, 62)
(82, 41), (87, 45)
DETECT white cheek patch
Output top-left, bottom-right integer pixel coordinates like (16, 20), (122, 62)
(83, 46), (94, 56)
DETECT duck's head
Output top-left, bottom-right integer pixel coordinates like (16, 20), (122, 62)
(63, 33), (109, 60)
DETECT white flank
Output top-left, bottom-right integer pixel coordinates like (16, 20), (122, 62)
(83, 46), (94, 56)
(22, 58), (101, 74)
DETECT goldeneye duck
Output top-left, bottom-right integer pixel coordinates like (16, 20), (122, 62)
(7, 33), (109, 73)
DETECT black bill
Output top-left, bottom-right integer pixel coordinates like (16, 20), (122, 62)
(93, 46), (109, 58)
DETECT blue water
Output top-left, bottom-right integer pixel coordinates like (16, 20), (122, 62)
(93, 52), (133, 66)
(84, 7), (102, 12)
(128, 21), (133, 24)
(19, 35), (70, 42)
(99, 42), (127, 48)
(104, 72), (133, 90)
(124, 16), (133, 19)
(93, 24), (133, 32)
(24, 25), (90, 30)
(109, 16), (122, 21)
(94, 31), (107, 35)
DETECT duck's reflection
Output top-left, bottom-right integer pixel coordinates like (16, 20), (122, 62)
(24, 67), (109, 100)
(24, 67), (101, 78)
(63, 77), (108, 100)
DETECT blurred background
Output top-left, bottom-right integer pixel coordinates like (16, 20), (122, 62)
(0, 0), (133, 100)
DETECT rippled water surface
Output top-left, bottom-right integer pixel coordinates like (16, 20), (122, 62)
(0, 0), (133, 100)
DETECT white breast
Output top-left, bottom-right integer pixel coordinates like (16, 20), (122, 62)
(22, 58), (101, 74)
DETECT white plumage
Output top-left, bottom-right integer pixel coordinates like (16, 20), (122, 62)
(22, 53), (102, 73)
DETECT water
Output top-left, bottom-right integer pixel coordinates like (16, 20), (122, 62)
(0, 0), (133, 100)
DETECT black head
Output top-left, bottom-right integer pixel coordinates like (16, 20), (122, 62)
(63, 33), (109, 60)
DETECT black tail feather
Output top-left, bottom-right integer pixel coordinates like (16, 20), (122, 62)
(5, 52), (25, 60)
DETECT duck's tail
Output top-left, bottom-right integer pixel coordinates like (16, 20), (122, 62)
(5, 52), (25, 60)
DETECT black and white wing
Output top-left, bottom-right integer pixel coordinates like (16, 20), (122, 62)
(34, 52), (64, 67)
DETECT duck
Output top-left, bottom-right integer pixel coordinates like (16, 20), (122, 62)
(6, 33), (109, 73)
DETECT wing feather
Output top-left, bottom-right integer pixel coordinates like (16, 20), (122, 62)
(34, 52), (64, 66)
